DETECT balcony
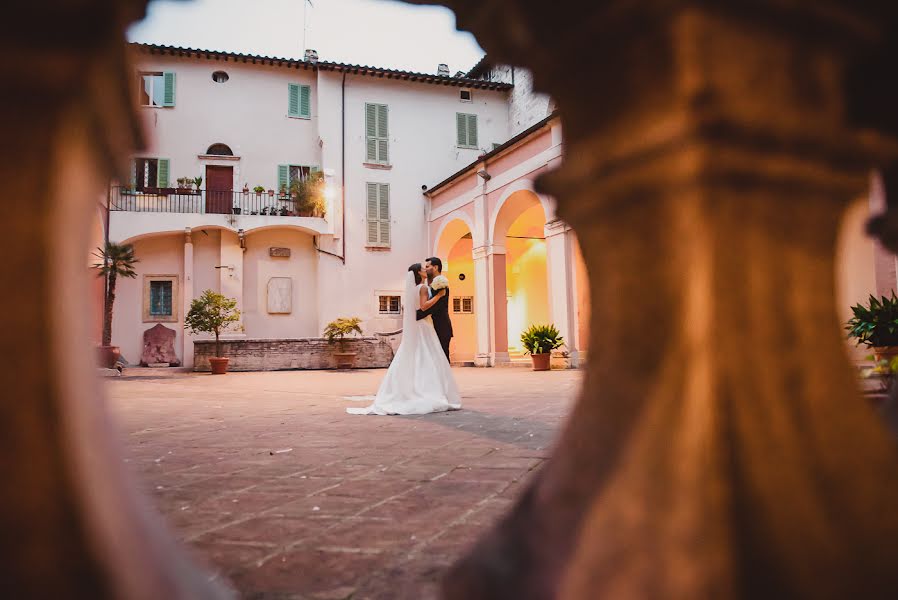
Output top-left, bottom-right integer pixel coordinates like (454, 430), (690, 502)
(108, 186), (331, 242)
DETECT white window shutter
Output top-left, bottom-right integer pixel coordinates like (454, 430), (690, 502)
(366, 183), (379, 244)
(456, 113), (467, 147)
(378, 184), (390, 246)
(467, 114), (478, 147)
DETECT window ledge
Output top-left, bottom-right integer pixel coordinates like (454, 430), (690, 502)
(366, 245), (391, 251)
(287, 115), (311, 120)
(457, 145), (479, 150)
(363, 162), (393, 170)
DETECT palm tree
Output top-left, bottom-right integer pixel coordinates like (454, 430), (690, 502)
(93, 241), (138, 347)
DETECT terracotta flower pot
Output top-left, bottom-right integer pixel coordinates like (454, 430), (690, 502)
(873, 346), (898, 363)
(333, 352), (357, 370)
(97, 345), (120, 369)
(209, 357), (229, 375)
(530, 353), (551, 371)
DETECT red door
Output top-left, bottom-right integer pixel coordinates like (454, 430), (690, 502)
(205, 166), (233, 214)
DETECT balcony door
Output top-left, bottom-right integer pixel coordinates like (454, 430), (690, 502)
(205, 165), (232, 214)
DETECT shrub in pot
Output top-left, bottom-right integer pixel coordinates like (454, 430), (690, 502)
(324, 317), (363, 369)
(93, 242), (138, 368)
(185, 290), (241, 374)
(520, 324), (564, 371)
(846, 292), (898, 362)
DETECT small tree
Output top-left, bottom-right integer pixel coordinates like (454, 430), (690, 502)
(323, 317), (363, 353)
(184, 290), (241, 358)
(289, 171), (327, 217)
(93, 241), (138, 347)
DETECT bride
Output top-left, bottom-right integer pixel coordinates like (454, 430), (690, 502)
(346, 263), (462, 415)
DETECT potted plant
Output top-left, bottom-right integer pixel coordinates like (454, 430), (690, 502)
(520, 324), (564, 371)
(289, 171), (327, 217)
(268, 188), (275, 197)
(93, 241), (138, 368)
(176, 176), (190, 191)
(193, 176), (203, 191)
(324, 317), (363, 369)
(253, 185), (265, 195)
(185, 290), (241, 375)
(846, 292), (898, 362)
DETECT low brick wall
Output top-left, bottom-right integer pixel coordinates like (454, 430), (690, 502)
(193, 337), (394, 372)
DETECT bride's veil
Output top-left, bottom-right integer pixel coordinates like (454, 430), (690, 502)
(402, 270), (418, 334)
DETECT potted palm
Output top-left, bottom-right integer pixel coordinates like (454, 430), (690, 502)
(846, 293), (898, 362)
(520, 324), (564, 371)
(93, 241), (138, 368)
(290, 171), (326, 217)
(193, 175), (203, 191)
(185, 290), (241, 374)
(324, 317), (363, 369)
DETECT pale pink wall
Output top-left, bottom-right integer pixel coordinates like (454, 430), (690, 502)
(111, 234), (184, 365)
(448, 237), (476, 361)
(573, 236), (590, 353)
(192, 229), (221, 296)
(488, 129), (552, 176)
(242, 228), (319, 338)
(430, 173), (478, 212)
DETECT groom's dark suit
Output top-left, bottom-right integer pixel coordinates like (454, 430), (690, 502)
(417, 282), (453, 361)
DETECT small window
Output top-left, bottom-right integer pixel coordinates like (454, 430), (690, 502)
(456, 113), (478, 148)
(379, 295), (401, 315)
(143, 276), (178, 322)
(288, 83), (311, 118)
(453, 296), (474, 314)
(139, 71), (175, 107)
(460, 89), (472, 102)
(132, 157), (170, 190)
(212, 71), (229, 83)
(206, 143), (233, 156)
(150, 281), (173, 316)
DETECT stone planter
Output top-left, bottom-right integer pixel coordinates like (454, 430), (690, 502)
(209, 357), (229, 375)
(530, 353), (550, 371)
(193, 337), (393, 371)
(333, 352), (358, 369)
(97, 345), (120, 369)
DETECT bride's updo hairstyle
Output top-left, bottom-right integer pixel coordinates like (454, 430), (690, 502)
(408, 263), (423, 285)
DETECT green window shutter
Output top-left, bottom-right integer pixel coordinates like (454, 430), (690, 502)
(378, 184), (390, 246)
(288, 84), (300, 117)
(377, 104), (389, 163)
(366, 183), (379, 244)
(365, 104), (377, 162)
(467, 114), (478, 147)
(299, 85), (311, 118)
(157, 159), (170, 188)
(162, 72), (176, 107)
(457, 113), (467, 147)
(278, 165), (289, 191)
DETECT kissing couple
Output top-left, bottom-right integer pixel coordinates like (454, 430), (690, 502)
(347, 257), (461, 415)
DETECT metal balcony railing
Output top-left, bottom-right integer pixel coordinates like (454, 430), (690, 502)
(109, 186), (322, 217)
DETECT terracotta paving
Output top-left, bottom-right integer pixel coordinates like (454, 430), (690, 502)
(105, 367), (581, 599)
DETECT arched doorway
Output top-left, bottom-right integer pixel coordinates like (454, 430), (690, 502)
(435, 217), (477, 363)
(492, 189), (550, 358)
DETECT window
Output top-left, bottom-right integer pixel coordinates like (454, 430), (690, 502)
(366, 182), (390, 248)
(452, 296), (474, 314)
(456, 113), (478, 148)
(212, 71), (229, 83)
(288, 83), (311, 118)
(139, 71), (175, 107)
(365, 103), (389, 164)
(277, 165), (318, 193)
(206, 143), (233, 156)
(460, 89), (472, 102)
(131, 157), (169, 190)
(142, 276), (178, 322)
(378, 295), (401, 315)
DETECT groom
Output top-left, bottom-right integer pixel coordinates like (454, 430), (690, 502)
(417, 256), (453, 361)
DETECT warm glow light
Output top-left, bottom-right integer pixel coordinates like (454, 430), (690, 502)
(323, 185), (337, 201)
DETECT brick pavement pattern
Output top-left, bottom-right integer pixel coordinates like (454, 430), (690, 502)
(106, 367), (581, 599)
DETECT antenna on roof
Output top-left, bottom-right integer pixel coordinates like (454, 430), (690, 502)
(302, 0), (314, 58)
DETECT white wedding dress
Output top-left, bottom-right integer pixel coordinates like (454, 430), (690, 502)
(347, 272), (461, 415)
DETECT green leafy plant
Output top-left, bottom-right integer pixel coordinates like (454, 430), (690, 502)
(193, 176), (203, 189)
(93, 241), (139, 347)
(253, 185), (265, 194)
(520, 323), (564, 356)
(323, 317), (363, 353)
(846, 293), (898, 347)
(184, 290), (241, 358)
(289, 171), (327, 217)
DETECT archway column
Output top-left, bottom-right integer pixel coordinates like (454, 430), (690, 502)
(544, 219), (580, 368)
(472, 243), (509, 366)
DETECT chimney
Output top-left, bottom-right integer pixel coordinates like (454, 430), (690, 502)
(304, 49), (319, 63)
(437, 63), (450, 76)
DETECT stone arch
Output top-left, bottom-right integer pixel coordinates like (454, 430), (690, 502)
(433, 212), (477, 259)
(489, 179), (553, 245)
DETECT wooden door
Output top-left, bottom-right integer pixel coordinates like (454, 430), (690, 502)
(205, 166), (233, 214)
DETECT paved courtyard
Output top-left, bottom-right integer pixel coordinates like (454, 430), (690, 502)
(105, 367), (581, 599)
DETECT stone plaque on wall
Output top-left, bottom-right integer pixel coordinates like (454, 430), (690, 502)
(267, 277), (292, 314)
(269, 247), (291, 258)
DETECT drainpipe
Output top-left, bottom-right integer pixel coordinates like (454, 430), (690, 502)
(314, 71), (347, 264)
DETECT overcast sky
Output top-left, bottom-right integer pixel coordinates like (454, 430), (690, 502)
(128, 0), (485, 74)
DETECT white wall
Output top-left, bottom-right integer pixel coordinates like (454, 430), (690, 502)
(242, 229), (319, 338)
(137, 56), (320, 193)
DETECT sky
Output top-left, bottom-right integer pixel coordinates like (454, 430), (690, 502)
(128, 0), (486, 75)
